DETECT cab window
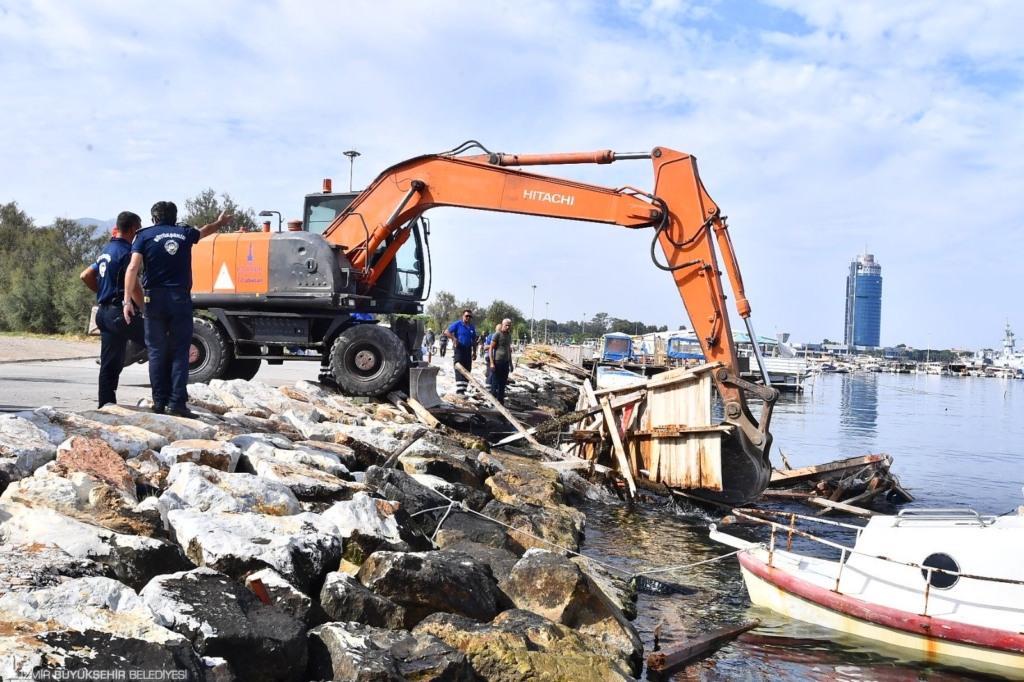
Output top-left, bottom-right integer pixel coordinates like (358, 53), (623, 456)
(394, 223), (425, 299)
(304, 194), (358, 235)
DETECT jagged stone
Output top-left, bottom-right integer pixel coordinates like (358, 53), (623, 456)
(413, 609), (634, 682)
(159, 439), (241, 472)
(399, 451), (487, 491)
(28, 407), (168, 458)
(162, 462), (300, 515)
(0, 542), (111, 595)
(141, 567), (307, 682)
(78, 406), (217, 442)
(436, 539), (519, 582)
(126, 449), (170, 488)
(167, 508), (342, 593)
(481, 499), (584, 555)
(483, 452), (567, 508)
(0, 503), (188, 590)
(270, 446), (351, 478)
(560, 469), (620, 505)
(245, 567), (321, 627)
(411, 473), (491, 511)
(243, 453), (368, 501)
(308, 621), (474, 682)
(210, 379), (319, 420)
(358, 550), (503, 628)
(0, 415), (57, 472)
(433, 510), (514, 552)
(320, 571), (405, 629)
(321, 493), (431, 564)
(0, 577), (205, 681)
(294, 440), (359, 470)
(52, 436), (136, 500)
(230, 432), (296, 452)
(362, 465), (447, 520)
(187, 382), (230, 410)
(499, 550), (642, 674)
(571, 557), (638, 621)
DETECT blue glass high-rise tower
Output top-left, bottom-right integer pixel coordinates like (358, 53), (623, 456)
(844, 253), (882, 348)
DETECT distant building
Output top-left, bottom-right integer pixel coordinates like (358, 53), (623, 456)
(844, 253), (882, 348)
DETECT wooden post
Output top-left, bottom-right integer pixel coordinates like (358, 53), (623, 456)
(406, 397), (441, 429)
(646, 620), (759, 676)
(601, 396), (637, 502)
(381, 428), (428, 469)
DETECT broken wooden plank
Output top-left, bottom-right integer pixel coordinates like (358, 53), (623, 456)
(646, 620), (760, 676)
(642, 362), (724, 391)
(632, 424), (734, 438)
(809, 497), (878, 517)
(600, 395), (637, 502)
(406, 397), (441, 429)
(759, 490), (815, 501)
(381, 428), (428, 469)
(768, 454), (889, 487)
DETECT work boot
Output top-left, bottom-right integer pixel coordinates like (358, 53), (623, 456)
(167, 406), (197, 419)
(152, 405), (166, 415)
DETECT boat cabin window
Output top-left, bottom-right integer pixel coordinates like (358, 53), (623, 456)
(921, 553), (960, 589)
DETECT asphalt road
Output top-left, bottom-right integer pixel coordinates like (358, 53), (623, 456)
(0, 357), (325, 413)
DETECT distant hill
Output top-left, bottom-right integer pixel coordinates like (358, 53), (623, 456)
(74, 217), (116, 239)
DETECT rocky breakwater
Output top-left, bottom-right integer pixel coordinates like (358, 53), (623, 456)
(0, 366), (641, 681)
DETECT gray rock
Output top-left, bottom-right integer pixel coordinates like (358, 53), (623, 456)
(245, 567), (321, 627)
(159, 439), (241, 472)
(320, 492), (431, 564)
(273, 446), (351, 478)
(358, 550), (503, 628)
(0, 503), (189, 591)
(571, 557), (638, 621)
(308, 621), (473, 682)
(77, 407), (217, 442)
(0, 415), (57, 472)
(481, 499), (583, 555)
(399, 451), (487, 491)
(411, 473), (491, 511)
(167, 508), (342, 593)
(363, 465), (447, 520)
(162, 462), (300, 515)
(242, 453), (368, 501)
(141, 567), (307, 682)
(436, 539), (519, 583)
(0, 542), (111, 595)
(0, 577), (204, 681)
(320, 571), (405, 629)
(433, 510), (514, 552)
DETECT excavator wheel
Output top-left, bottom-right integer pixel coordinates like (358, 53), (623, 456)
(329, 324), (408, 397)
(188, 317), (230, 384)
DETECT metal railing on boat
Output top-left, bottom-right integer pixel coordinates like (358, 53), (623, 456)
(726, 508), (1024, 618)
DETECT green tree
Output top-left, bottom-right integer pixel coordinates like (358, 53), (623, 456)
(183, 188), (257, 232)
(480, 299), (524, 335)
(425, 290), (458, 333)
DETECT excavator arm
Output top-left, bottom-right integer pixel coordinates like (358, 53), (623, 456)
(322, 143), (777, 504)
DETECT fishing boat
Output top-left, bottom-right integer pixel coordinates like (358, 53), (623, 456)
(710, 508), (1024, 679)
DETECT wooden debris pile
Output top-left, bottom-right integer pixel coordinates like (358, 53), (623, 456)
(762, 454), (914, 516)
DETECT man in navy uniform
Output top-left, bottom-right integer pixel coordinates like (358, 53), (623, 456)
(123, 201), (230, 417)
(444, 309), (477, 395)
(79, 211), (146, 408)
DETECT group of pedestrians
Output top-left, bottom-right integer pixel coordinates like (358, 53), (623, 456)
(439, 310), (514, 404)
(80, 201), (230, 416)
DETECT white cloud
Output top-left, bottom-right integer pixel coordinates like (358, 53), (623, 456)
(1, 0), (1022, 347)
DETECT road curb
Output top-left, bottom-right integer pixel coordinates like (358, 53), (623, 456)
(0, 355), (99, 365)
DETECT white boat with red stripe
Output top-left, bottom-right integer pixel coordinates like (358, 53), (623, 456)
(710, 508), (1024, 679)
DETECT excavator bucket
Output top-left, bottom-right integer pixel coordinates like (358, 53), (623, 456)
(409, 365), (442, 409)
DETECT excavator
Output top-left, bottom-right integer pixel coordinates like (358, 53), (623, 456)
(185, 142), (778, 504)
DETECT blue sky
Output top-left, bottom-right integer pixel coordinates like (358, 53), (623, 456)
(2, 0), (1023, 349)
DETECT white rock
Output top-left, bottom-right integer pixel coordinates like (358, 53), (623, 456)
(272, 447), (349, 477)
(243, 453), (364, 500)
(162, 462), (300, 516)
(28, 408), (167, 458)
(167, 508), (342, 591)
(187, 383), (230, 409)
(279, 410), (336, 441)
(0, 415), (58, 472)
(245, 567), (313, 624)
(0, 475), (81, 513)
(78, 408), (217, 442)
(209, 379), (318, 419)
(159, 439), (241, 472)
(320, 493), (406, 547)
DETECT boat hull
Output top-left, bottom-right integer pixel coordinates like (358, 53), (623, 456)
(737, 552), (1024, 679)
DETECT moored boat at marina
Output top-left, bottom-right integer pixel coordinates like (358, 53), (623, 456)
(711, 508), (1024, 679)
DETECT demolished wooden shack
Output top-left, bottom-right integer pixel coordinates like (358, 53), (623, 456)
(763, 453), (914, 514)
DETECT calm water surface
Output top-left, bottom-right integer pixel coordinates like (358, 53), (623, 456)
(581, 372), (1024, 681)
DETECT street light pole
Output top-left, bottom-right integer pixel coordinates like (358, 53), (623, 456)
(581, 313), (586, 343)
(530, 285), (536, 343)
(343, 150), (361, 192)
(544, 302), (549, 345)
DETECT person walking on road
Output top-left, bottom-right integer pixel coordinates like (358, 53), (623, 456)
(79, 211), (146, 408)
(423, 328), (436, 363)
(444, 309), (476, 395)
(438, 333), (448, 357)
(123, 201), (231, 417)
(488, 318), (514, 405)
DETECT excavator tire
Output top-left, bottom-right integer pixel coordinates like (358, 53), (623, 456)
(329, 324), (408, 397)
(189, 317), (230, 384)
(222, 358), (262, 381)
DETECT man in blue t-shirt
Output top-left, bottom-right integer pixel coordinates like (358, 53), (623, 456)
(123, 201), (231, 417)
(444, 309), (477, 394)
(79, 211), (146, 408)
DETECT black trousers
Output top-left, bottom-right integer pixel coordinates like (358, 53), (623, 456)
(453, 345), (472, 392)
(488, 359), (510, 404)
(96, 304), (146, 407)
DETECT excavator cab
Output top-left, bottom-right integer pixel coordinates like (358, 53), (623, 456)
(303, 190), (360, 235)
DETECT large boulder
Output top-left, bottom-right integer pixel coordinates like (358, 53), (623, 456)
(481, 500), (584, 555)
(0, 503), (189, 590)
(413, 610), (634, 682)
(320, 571), (405, 629)
(358, 550), (504, 628)
(162, 462), (300, 516)
(321, 493), (430, 564)
(571, 557), (638, 621)
(51, 436), (136, 500)
(362, 466), (448, 520)
(433, 510), (515, 552)
(27, 407), (168, 458)
(0, 577), (205, 681)
(499, 550), (642, 674)
(436, 539), (519, 583)
(273, 446), (351, 478)
(167, 508), (342, 593)
(243, 453), (368, 501)
(141, 567), (307, 682)
(399, 451), (487, 491)
(159, 439), (241, 472)
(77, 406), (217, 442)
(126, 449), (171, 489)
(308, 621), (474, 682)
(0, 542), (111, 596)
(0, 415), (56, 473)
(411, 473), (491, 511)
(245, 567), (322, 627)
(294, 440), (359, 470)
(209, 379), (319, 420)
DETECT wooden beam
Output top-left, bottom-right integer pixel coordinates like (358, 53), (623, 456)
(632, 424), (734, 438)
(643, 362), (724, 391)
(600, 395), (637, 502)
(768, 454), (889, 487)
(406, 397), (441, 429)
(647, 620), (760, 676)
(381, 428), (428, 469)
(809, 496), (878, 517)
